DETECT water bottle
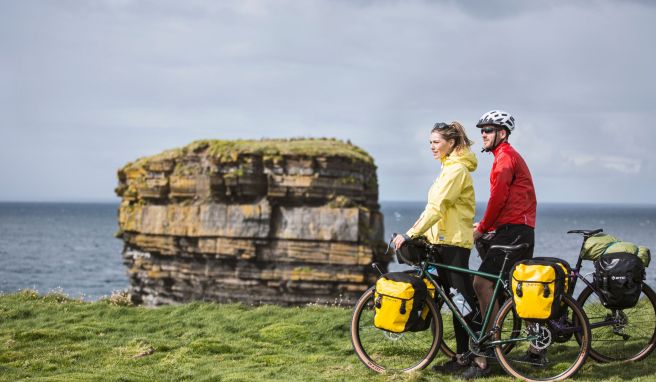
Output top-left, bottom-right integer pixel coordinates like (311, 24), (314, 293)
(450, 288), (472, 316)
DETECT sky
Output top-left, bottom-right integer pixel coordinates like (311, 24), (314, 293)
(1, 0), (655, 204)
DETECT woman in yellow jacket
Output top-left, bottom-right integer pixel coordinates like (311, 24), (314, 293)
(393, 121), (479, 374)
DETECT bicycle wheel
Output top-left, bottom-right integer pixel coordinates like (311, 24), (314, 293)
(494, 295), (591, 382)
(576, 283), (656, 362)
(438, 293), (522, 358)
(351, 286), (442, 373)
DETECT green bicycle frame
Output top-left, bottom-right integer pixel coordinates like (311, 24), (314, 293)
(416, 254), (537, 348)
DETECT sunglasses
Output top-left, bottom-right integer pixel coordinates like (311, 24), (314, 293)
(480, 127), (497, 134)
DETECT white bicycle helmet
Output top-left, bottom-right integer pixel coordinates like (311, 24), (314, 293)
(476, 110), (515, 132)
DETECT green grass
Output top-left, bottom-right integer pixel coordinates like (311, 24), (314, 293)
(1, 291), (655, 382)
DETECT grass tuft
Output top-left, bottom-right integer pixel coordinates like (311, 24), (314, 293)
(99, 290), (134, 307)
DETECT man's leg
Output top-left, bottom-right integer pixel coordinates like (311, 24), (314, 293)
(473, 276), (498, 333)
(470, 225), (535, 371)
(469, 230), (511, 371)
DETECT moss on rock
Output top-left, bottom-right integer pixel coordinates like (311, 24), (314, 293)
(121, 138), (373, 175)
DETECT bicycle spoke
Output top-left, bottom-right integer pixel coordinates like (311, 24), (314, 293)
(577, 285), (656, 362)
(351, 287), (442, 373)
(495, 296), (590, 381)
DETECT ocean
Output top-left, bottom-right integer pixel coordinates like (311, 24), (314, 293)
(1, 202), (654, 300)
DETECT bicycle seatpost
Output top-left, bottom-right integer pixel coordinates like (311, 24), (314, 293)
(567, 228), (603, 271)
(500, 250), (514, 277)
(490, 243), (531, 274)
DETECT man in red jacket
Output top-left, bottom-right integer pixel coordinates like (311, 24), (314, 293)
(462, 110), (537, 379)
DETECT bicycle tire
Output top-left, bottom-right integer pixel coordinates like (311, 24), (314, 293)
(494, 295), (591, 382)
(350, 286), (443, 373)
(436, 297), (457, 359)
(576, 283), (656, 363)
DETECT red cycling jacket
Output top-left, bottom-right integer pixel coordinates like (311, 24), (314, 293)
(477, 142), (536, 233)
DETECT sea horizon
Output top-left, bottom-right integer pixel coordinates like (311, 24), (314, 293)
(1, 201), (654, 300)
(1, 200), (655, 207)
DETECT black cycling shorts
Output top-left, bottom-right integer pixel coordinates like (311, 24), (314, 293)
(477, 224), (535, 280)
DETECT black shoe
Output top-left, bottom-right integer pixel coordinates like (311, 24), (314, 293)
(432, 358), (470, 374)
(482, 348), (497, 363)
(519, 350), (548, 368)
(461, 364), (492, 379)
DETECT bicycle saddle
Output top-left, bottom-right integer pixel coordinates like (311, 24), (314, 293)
(566, 229), (603, 236)
(489, 243), (530, 252)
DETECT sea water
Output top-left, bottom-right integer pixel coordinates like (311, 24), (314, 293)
(0, 203), (125, 300)
(1, 202), (654, 300)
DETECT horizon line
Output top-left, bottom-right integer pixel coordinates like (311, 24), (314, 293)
(0, 199), (655, 207)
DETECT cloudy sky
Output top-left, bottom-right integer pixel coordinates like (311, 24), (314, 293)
(2, 0), (655, 204)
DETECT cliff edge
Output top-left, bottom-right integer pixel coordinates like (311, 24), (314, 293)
(115, 138), (389, 305)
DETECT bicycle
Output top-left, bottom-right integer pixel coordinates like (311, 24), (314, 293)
(436, 235), (516, 360)
(351, 240), (592, 382)
(567, 228), (656, 363)
(437, 228), (656, 363)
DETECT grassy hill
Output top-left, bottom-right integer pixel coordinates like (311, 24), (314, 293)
(0, 291), (654, 381)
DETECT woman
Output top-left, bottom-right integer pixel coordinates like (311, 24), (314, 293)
(393, 121), (479, 373)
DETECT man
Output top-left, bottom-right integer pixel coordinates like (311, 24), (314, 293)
(462, 110), (537, 379)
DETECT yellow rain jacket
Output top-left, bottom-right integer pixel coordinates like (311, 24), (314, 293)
(406, 149), (477, 249)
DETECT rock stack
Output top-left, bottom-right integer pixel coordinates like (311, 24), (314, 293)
(115, 138), (389, 306)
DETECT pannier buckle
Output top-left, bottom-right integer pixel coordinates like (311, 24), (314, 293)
(516, 282), (523, 298)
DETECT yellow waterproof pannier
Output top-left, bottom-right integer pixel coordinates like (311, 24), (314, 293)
(511, 258), (569, 320)
(374, 272), (428, 333)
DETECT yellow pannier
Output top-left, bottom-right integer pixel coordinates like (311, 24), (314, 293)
(511, 258), (569, 320)
(374, 272), (428, 333)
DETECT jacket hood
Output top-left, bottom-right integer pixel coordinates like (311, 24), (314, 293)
(443, 149), (477, 172)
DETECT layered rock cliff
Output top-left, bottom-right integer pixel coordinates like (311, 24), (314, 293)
(115, 138), (389, 306)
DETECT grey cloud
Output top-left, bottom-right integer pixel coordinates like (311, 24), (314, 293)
(1, 0), (654, 203)
(448, 0), (656, 19)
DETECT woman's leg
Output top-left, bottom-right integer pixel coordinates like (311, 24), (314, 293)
(436, 246), (478, 354)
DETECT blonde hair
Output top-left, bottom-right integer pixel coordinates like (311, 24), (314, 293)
(431, 121), (474, 153)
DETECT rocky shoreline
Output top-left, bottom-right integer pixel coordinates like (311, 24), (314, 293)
(115, 138), (389, 305)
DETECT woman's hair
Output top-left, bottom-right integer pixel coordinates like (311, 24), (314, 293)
(431, 121), (474, 153)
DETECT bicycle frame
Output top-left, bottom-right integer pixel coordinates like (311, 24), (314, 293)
(568, 231), (627, 328)
(414, 252), (537, 348)
(353, 239), (595, 379)
(567, 270), (621, 332)
(569, 233), (592, 293)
